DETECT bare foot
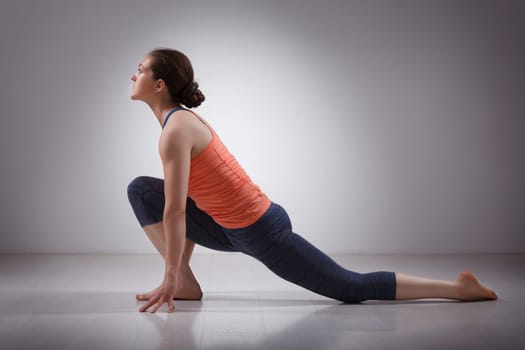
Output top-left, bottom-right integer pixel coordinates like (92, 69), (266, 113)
(173, 264), (203, 300)
(456, 271), (498, 301)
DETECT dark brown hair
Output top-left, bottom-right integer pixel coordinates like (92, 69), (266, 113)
(147, 48), (205, 108)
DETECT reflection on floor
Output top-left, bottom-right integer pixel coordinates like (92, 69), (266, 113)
(0, 253), (523, 349)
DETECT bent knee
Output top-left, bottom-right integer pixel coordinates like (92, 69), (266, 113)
(127, 176), (163, 195)
(128, 176), (149, 193)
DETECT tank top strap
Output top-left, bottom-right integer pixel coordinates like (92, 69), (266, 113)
(162, 107), (188, 129)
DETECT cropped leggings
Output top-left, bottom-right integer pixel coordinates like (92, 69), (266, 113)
(127, 176), (397, 303)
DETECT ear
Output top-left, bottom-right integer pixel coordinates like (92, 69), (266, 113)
(154, 79), (167, 93)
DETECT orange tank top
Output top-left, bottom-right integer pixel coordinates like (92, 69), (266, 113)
(187, 113), (272, 229)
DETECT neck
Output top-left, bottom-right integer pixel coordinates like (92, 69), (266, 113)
(147, 100), (181, 128)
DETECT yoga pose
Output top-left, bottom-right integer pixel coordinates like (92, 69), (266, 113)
(127, 48), (498, 313)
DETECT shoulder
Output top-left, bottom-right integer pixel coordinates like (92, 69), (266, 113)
(162, 109), (196, 133)
(159, 111), (195, 160)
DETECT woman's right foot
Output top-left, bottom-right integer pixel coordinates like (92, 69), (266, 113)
(456, 271), (498, 301)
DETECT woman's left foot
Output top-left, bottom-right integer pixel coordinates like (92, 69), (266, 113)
(456, 271), (498, 301)
(173, 263), (203, 300)
(173, 280), (203, 300)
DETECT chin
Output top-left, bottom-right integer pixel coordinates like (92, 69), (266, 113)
(130, 88), (139, 100)
(130, 91), (145, 102)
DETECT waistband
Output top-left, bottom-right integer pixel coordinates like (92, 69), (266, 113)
(222, 201), (291, 235)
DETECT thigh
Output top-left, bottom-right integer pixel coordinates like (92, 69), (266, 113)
(186, 197), (238, 252)
(225, 202), (396, 302)
(127, 176), (166, 227)
(128, 176), (237, 252)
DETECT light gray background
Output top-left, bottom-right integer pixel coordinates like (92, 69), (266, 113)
(1, 0), (524, 254)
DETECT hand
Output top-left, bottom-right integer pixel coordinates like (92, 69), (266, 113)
(137, 276), (177, 313)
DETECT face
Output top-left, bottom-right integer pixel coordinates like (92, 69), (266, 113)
(130, 56), (157, 101)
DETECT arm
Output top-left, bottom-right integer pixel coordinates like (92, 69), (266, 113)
(159, 119), (193, 280)
(138, 117), (195, 313)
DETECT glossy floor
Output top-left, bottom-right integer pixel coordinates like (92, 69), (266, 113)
(0, 253), (523, 349)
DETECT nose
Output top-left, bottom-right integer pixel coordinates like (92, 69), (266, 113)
(131, 73), (136, 81)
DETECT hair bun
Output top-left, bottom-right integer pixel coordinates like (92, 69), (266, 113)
(179, 81), (205, 108)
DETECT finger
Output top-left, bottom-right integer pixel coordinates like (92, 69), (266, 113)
(140, 295), (160, 312)
(137, 292), (154, 301)
(151, 300), (163, 314)
(137, 288), (160, 301)
(152, 294), (168, 314)
(168, 299), (175, 313)
(137, 288), (159, 300)
(139, 302), (151, 312)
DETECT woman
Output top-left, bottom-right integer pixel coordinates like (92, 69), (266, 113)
(127, 48), (498, 313)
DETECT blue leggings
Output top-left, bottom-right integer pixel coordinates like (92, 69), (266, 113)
(127, 176), (397, 303)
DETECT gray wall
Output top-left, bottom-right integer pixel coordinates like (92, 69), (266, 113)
(1, 0), (524, 254)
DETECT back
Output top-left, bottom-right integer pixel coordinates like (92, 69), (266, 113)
(187, 119), (272, 229)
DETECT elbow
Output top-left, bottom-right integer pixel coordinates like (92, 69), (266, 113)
(163, 207), (187, 218)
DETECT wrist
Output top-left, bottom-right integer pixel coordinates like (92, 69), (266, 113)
(164, 264), (180, 277)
